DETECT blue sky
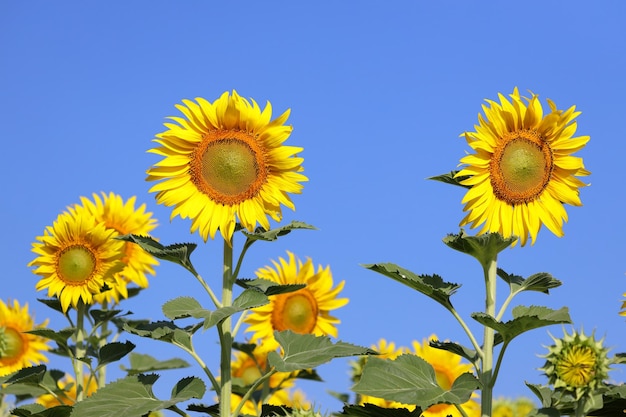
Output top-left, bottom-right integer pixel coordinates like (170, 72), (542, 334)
(2, 1), (626, 412)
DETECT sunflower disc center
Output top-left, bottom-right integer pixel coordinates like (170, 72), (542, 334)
(0, 327), (25, 362)
(191, 130), (268, 205)
(240, 364), (263, 386)
(273, 291), (318, 334)
(58, 246), (96, 283)
(557, 346), (596, 387)
(491, 131), (553, 204)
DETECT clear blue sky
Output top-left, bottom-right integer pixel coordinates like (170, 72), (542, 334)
(2, 1), (625, 412)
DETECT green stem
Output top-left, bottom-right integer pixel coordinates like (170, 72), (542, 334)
(495, 292), (515, 322)
(232, 369), (277, 417)
(219, 236), (234, 417)
(183, 344), (221, 394)
(167, 405), (191, 417)
(97, 301), (108, 389)
(448, 306), (484, 360)
(74, 302), (87, 402)
(480, 258), (497, 417)
(575, 397), (587, 417)
(194, 272), (222, 308)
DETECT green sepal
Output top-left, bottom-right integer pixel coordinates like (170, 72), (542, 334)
(525, 382), (555, 408)
(353, 354), (480, 408)
(497, 269), (562, 294)
(241, 220), (316, 242)
(70, 374), (205, 417)
(116, 234), (198, 276)
(338, 403), (423, 417)
(363, 263), (460, 310)
(96, 341), (135, 370)
(443, 230), (516, 269)
(428, 170), (471, 189)
(161, 290), (268, 329)
(9, 404), (72, 417)
(120, 352), (190, 375)
(472, 306), (571, 344)
(123, 320), (200, 351)
(429, 339), (479, 364)
(236, 278), (305, 296)
(267, 331), (376, 372)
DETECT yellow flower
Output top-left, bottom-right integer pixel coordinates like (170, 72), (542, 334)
(355, 339), (410, 408)
(228, 348), (309, 415)
(37, 374), (98, 407)
(29, 208), (126, 312)
(493, 397), (536, 417)
(540, 329), (611, 400)
(456, 88), (590, 246)
(244, 252), (347, 350)
(620, 292), (626, 317)
(411, 335), (480, 417)
(77, 192), (159, 304)
(0, 299), (49, 377)
(146, 90), (307, 243)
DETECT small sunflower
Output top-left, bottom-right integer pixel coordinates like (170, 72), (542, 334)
(77, 192), (159, 304)
(540, 329), (611, 399)
(492, 397), (536, 417)
(29, 208), (126, 312)
(620, 292), (626, 317)
(244, 252), (347, 350)
(411, 335), (480, 417)
(229, 347), (307, 415)
(0, 299), (50, 377)
(37, 374), (98, 407)
(146, 90), (307, 243)
(353, 339), (410, 408)
(456, 88), (590, 246)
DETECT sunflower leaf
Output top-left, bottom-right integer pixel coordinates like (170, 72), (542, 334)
(236, 278), (305, 296)
(471, 306), (571, 343)
(26, 328), (74, 346)
(428, 171), (472, 188)
(267, 331), (376, 372)
(338, 403), (423, 417)
(122, 320), (199, 351)
(352, 355), (480, 408)
(4, 365), (47, 385)
(443, 230), (516, 269)
(70, 375), (205, 417)
(96, 341), (135, 370)
(10, 404), (73, 417)
(497, 269), (562, 295)
(428, 340), (479, 364)
(116, 234), (198, 275)
(241, 221), (316, 242)
(120, 353), (190, 376)
(363, 263), (460, 310)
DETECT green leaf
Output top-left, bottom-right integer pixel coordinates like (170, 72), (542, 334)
(116, 234), (198, 275)
(37, 298), (64, 314)
(89, 309), (128, 325)
(121, 353), (190, 375)
(161, 291), (269, 330)
(236, 278), (305, 296)
(123, 321), (198, 351)
(5, 365), (46, 385)
(525, 382), (554, 408)
(267, 331), (376, 372)
(10, 404), (73, 417)
(363, 263), (460, 310)
(497, 269), (562, 295)
(428, 339), (478, 364)
(472, 306), (571, 344)
(443, 230), (516, 269)
(241, 220), (316, 242)
(26, 328), (74, 347)
(353, 355), (480, 408)
(96, 341), (135, 369)
(70, 375), (205, 417)
(428, 171), (471, 189)
(339, 403), (423, 417)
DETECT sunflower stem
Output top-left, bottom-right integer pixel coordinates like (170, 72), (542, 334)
(480, 258), (497, 417)
(219, 236), (234, 417)
(73, 301), (87, 402)
(97, 300), (108, 389)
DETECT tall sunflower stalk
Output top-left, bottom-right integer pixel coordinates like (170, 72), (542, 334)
(355, 89), (589, 417)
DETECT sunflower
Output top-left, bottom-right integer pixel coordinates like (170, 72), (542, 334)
(244, 252), (348, 350)
(229, 347), (308, 415)
(456, 88), (590, 246)
(146, 90), (307, 243)
(77, 192), (159, 304)
(492, 397), (536, 417)
(29, 208), (126, 312)
(0, 299), (50, 377)
(37, 374), (98, 407)
(620, 292), (626, 317)
(355, 339), (411, 409)
(540, 329), (611, 400)
(411, 335), (480, 417)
